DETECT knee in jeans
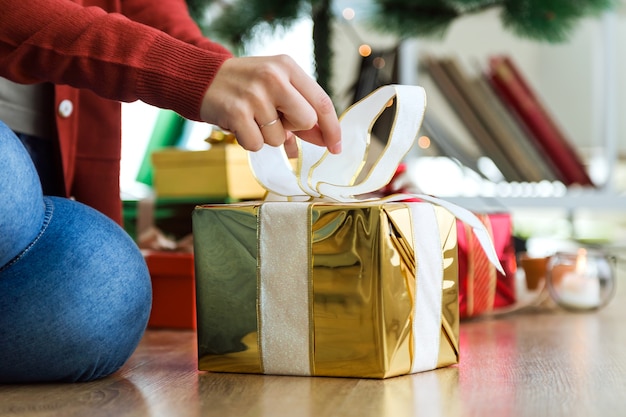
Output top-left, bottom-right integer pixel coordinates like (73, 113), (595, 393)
(68, 228), (152, 380)
(0, 196), (153, 383)
(67, 277), (152, 381)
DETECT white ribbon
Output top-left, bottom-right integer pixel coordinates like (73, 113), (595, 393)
(409, 203), (445, 373)
(249, 84), (503, 375)
(258, 202), (311, 376)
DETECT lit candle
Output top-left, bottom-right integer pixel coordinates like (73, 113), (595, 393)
(554, 249), (601, 309)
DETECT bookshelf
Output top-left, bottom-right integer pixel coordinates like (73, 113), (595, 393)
(391, 10), (626, 215)
(330, 8), (626, 248)
(447, 191), (626, 212)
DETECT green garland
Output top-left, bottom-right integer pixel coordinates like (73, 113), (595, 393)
(370, 0), (618, 42)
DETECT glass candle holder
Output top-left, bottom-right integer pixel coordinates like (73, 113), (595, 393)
(546, 248), (616, 311)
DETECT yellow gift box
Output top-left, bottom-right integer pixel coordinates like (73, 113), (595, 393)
(151, 145), (265, 200)
(193, 200), (459, 378)
(192, 85), (502, 378)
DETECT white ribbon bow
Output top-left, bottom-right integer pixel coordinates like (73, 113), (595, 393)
(249, 84), (423, 201)
(249, 84), (504, 274)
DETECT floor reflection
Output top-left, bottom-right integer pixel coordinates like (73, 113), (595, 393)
(0, 376), (148, 417)
(197, 366), (460, 417)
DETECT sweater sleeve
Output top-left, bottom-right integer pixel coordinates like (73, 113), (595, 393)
(0, 0), (231, 121)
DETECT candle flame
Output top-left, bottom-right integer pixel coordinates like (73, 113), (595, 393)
(575, 248), (587, 276)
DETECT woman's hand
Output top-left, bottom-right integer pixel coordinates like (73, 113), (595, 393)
(200, 55), (342, 157)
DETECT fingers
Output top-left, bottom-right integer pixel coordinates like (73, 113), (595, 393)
(200, 55), (342, 155)
(285, 64), (342, 154)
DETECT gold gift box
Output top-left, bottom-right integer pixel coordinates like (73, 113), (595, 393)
(192, 201), (459, 379)
(151, 145), (266, 199)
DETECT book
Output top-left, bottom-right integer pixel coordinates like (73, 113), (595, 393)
(438, 56), (548, 183)
(423, 55), (524, 182)
(468, 68), (560, 182)
(487, 55), (594, 186)
(416, 60), (490, 180)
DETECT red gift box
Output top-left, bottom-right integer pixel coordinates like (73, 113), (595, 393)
(457, 212), (517, 318)
(144, 250), (197, 329)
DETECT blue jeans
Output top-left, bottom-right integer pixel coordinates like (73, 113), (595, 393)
(0, 121), (152, 383)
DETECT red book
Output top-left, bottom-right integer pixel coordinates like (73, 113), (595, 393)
(487, 55), (594, 186)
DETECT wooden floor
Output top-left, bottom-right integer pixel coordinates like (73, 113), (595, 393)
(2, 258), (626, 417)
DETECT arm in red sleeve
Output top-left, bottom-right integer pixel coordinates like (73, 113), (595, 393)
(0, 0), (230, 121)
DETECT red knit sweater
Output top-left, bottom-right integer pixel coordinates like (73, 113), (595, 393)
(0, 0), (232, 224)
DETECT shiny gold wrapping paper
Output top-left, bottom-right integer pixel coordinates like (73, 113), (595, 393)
(193, 201), (459, 379)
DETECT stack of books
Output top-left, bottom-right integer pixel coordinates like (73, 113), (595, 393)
(419, 54), (594, 187)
